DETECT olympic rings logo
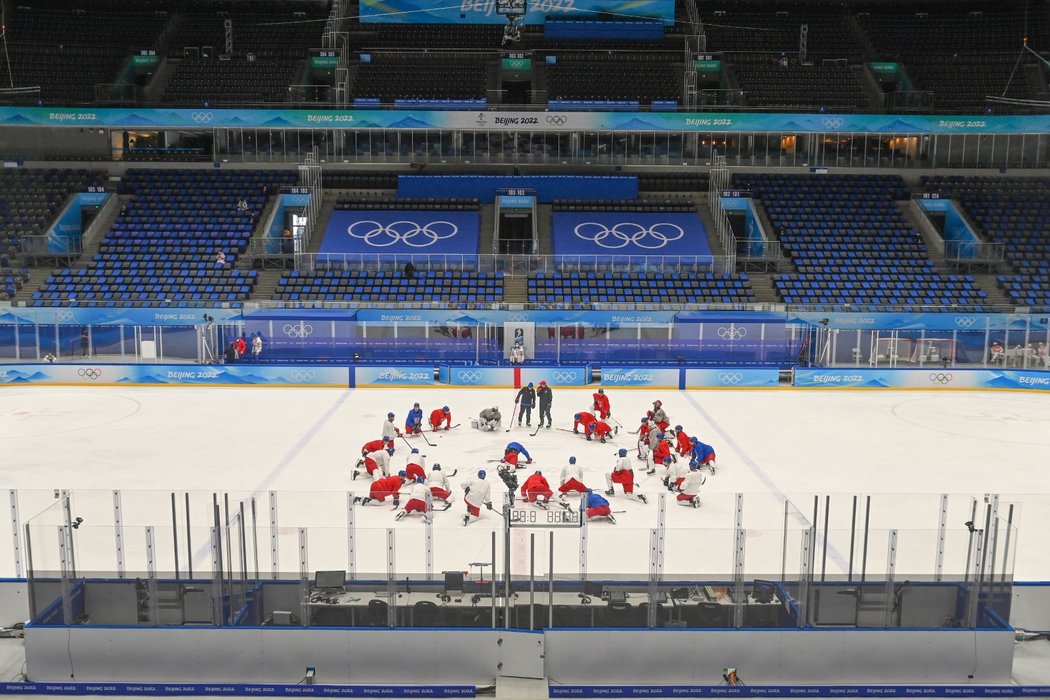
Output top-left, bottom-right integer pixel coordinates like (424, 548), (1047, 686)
(546, 115), (568, 126)
(928, 373), (953, 384)
(717, 326), (747, 341)
(347, 220), (458, 248)
(283, 323), (314, 338)
(290, 370), (316, 382)
(507, 313), (528, 322)
(55, 311), (75, 323)
(457, 370), (483, 383)
(821, 117), (844, 129)
(78, 368), (103, 380)
(955, 317), (978, 328)
(552, 371), (577, 382)
(190, 111), (214, 123)
(717, 372), (743, 385)
(573, 222), (685, 250)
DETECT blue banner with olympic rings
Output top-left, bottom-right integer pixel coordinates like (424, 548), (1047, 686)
(320, 211), (480, 258)
(552, 212), (712, 261)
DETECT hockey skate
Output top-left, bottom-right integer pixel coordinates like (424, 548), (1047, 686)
(637, 494), (648, 504)
(534, 500), (549, 510)
(691, 497), (701, 509)
(607, 515), (617, 524)
(440, 502), (453, 511)
(463, 515), (471, 526)
(360, 497), (373, 505)
(394, 511), (406, 521)
(604, 488), (614, 496)
(352, 496), (362, 505)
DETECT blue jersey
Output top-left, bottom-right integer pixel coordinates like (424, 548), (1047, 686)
(691, 441), (715, 462)
(506, 442), (531, 460)
(586, 492), (609, 509)
(406, 408), (423, 427)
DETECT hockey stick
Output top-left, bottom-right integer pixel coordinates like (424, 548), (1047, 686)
(506, 402), (518, 432)
(400, 435), (414, 450)
(417, 429), (436, 447)
(530, 422), (542, 437)
(610, 417), (624, 429)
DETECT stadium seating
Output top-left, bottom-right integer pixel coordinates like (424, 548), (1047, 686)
(545, 53), (681, 104)
(552, 199), (696, 213)
(0, 168), (106, 265)
(273, 269), (505, 305)
(922, 176), (1050, 310)
(351, 54), (489, 102)
(732, 64), (871, 112)
(2, 2), (170, 103)
(334, 197), (479, 211)
(31, 169), (296, 306)
(742, 174), (987, 310)
(700, 2), (862, 61)
(527, 271), (756, 307)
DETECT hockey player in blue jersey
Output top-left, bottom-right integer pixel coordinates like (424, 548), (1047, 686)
(689, 437), (718, 474)
(504, 441), (533, 465)
(583, 489), (616, 524)
(405, 403), (424, 435)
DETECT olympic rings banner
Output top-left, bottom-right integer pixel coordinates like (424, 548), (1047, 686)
(0, 364), (350, 387)
(552, 212), (712, 260)
(793, 368), (1050, 390)
(440, 365), (589, 386)
(686, 368), (781, 388)
(320, 211), (480, 258)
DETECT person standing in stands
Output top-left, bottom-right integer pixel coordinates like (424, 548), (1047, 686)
(251, 332), (263, 361)
(79, 327), (90, 357)
(404, 261), (416, 279)
(234, 334), (247, 360)
(215, 249), (227, 268)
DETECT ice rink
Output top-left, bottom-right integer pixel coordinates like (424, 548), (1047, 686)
(2, 385), (1049, 581)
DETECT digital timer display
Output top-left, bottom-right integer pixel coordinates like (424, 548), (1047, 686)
(508, 507), (581, 528)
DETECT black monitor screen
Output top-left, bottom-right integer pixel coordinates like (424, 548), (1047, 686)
(444, 571), (465, 591)
(583, 581), (603, 597)
(315, 570), (346, 589)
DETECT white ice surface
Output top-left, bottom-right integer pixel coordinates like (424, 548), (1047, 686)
(1, 386), (1048, 581)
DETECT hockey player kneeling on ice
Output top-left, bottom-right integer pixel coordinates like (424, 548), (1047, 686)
(429, 406), (453, 431)
(354, 471), (407, 506)
(588, 421), (614, 443)
(405, 448), (427, 482)
(405, 403), (424, 435)
(689, 437), (718, 474)
(360, 437), (390, 457)
(673, 425), (692, 457)
(381, 412), (403, 441)
(520, 470), (554, 507)
(647, 435), (673, 474)
(675, 463), (707, 508)
(664, 457), (689, 491)
(475, 406), (501, 431)
(395, 477), (434, 523)
(427, 464), (453, 506)
(559, 456), (587, 500)
(651, 400), (670, 432)
(592, 388), (611, 420)
(573, 411), (596, 435)
(606, 448), (647, 503)
(503, 441), (533, 468)
(354, 446), (395, 480)
(462, 470), (494, 526)
(584, 489), (616, 524)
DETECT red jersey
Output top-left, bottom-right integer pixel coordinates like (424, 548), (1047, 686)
(574, 412), (596, 432)
(362, 439), (386, 455)
(520, 473), (551, 496)
(653, 440), (672, 465)
(593, 393), (610, 416)
(429, 408), (451, 429)
(591, 421), (613, 439)
(675, 431), (692, 456)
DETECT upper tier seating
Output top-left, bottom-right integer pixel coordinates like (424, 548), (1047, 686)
(699, 2), (861, 61)
(921, 176), (1050, 310)
(3, 2), (169, 103)
(732, 64), (871, 112)
(348, 23), (503, 50)
(0, 168), (106, 265)
(160, 3), (327, 105)
(545, 53), (681, 104)
(274, 269), (505, 306)
(552, 198), (696, 213)
(31, 169), (296, 307)
(351, 54), (488, 102)
(527, 271), (756, 307)
(741, 174), (987, 310)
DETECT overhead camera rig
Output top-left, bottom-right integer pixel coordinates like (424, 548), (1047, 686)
(497, 0), (527, 45)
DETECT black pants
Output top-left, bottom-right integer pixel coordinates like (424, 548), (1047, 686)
(518, 404), (532, 425)
(539, 405), (552, 426)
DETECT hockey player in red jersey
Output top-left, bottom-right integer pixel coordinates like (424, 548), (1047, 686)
(588, 421), (614, 443)
(673, 426), (692, 457)
(520, 470), (554, 505)
(354, 472), (406, 506)
(592, 389), (611, 420)
(429, 406), (453, 430)
(361, 438), (388, 456)
(395, 477), (435, 522)
(648, 434), (673, 474)
(573, 411), (596, 434)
